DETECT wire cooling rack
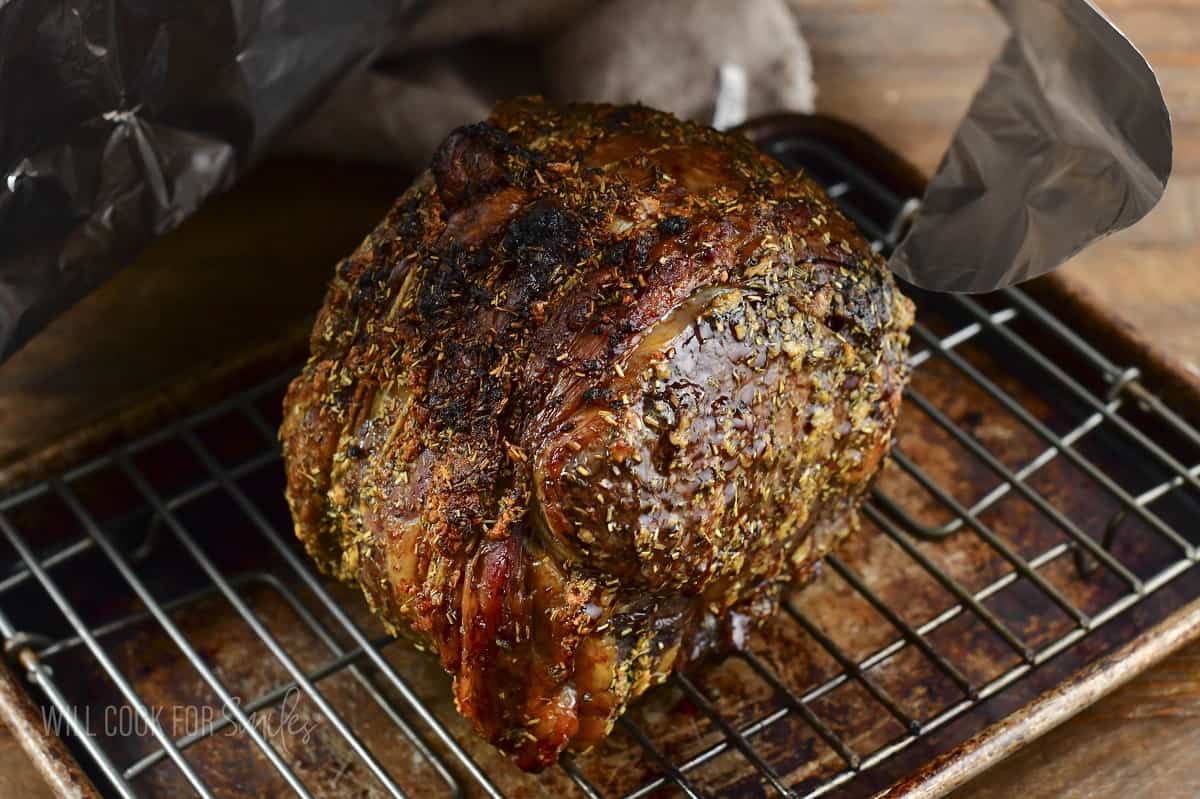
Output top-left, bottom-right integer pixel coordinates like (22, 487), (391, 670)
(1, 127), (1199, 799)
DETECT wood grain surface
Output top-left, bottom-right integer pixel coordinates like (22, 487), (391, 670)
(0, 1), (1197, 797)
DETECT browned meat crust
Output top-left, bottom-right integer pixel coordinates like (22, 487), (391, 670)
(280, 98), (913, 770)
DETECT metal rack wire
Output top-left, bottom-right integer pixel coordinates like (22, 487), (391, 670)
(1, 132), (1199, 799)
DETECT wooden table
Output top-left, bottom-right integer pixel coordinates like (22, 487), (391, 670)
(1, 1), (1197, 796)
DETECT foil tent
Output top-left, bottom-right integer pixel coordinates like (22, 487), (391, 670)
(0, 0), (1171, 359)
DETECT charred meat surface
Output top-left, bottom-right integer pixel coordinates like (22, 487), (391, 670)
(280, 98), (913, 770)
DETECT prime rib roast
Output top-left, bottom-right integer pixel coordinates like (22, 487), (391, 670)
(280, 97), (913, 770)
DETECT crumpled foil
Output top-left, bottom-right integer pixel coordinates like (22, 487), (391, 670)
(0, 0), (423, 359)
(0, 0), (1173, 359)
(889, 0), (1172, 292)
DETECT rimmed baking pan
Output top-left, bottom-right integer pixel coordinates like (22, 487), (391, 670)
(1, 114), (1198, 799)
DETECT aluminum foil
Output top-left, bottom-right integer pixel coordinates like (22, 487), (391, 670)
(0, 0), (1173, 359)
(889, 0), (1172, 292)
(0, 0), (424, 359)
